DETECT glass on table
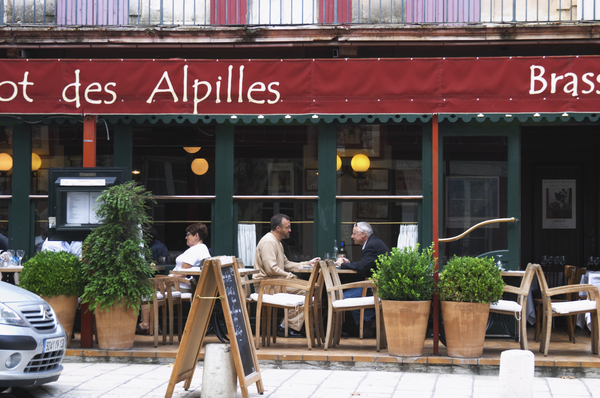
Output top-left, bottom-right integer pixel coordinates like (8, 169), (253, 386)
(16, 250), (25, 266)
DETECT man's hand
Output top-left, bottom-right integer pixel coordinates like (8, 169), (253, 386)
(309, 257), (321, 266)
(335, 257), (350, 266)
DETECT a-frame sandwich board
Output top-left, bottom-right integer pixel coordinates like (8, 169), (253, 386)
(165, 256), (263, 398)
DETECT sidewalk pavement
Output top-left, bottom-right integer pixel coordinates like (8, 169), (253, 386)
(6, 362), (600, 398)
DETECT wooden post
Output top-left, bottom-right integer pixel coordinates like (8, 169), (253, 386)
(432, 114), (440, 355)
(80, 114), (96, 348)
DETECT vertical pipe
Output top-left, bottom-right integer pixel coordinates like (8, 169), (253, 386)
(83, 115), (97, 168)
(432, 114), (440, 355)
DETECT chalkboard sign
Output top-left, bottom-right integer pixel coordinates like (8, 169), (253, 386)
(166, 256), (263, 398)
(221, 265), (255, 377)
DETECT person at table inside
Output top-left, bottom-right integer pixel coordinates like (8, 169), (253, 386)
(148, 226), (168, 263)
(172, 223), (211, 293)
(138, 223), (210, 334)
(335, 221), (390, 337)
(254, 213), (321, 337)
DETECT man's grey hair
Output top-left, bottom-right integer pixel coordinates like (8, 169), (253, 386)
(354, 222), (373, 237)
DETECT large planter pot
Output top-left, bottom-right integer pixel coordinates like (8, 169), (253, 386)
(94, 299), (138, 350)
(382, 300), (431, 357)
(441, 301), (490, 358)
(41, 294), (78, 347)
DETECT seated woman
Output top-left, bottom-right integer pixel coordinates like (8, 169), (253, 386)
(172, 223), (211, 293)
(138, 223), (211, 334)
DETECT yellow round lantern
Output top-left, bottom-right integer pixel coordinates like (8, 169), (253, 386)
(0, 153), (13, 172)
(336, 155), (342, 171)
(351, 154), (370, 173)
(31, 153), (42, 171)
(191, 158), (209, 176)
(183, 147), (201, 154)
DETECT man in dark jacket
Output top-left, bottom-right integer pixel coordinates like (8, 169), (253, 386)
(335, 222), (390, 336)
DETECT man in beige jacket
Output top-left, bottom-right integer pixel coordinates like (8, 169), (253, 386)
(254, 213), (320, 337)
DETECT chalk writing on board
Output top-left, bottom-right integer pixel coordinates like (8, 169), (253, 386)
(221, 265), (255, 376)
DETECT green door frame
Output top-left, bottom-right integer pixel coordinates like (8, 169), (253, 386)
(437, 120), (520, 270)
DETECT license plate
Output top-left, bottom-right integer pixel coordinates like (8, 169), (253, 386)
(43, 337), (65, 353)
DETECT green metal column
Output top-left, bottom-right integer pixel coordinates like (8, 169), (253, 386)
(9, 124), (32, 255)
(113, 125), (133, 180)
(507, 126), (520, 270)
(214, 123), (234, 256)
(317, 122), (337, 258)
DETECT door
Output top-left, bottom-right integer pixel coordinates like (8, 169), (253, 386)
(521, 126), (599, 268)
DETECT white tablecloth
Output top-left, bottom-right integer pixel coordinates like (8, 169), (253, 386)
(576, 271), (600, 330)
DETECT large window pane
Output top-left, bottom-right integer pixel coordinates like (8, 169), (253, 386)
(237, 201), (315, 264)
(132, 124), (215, 196)
(442, 136), (508, 260)
(336, 124), (422, 196)
(234, 126), (318, 195)
(339, 201), (419, 260)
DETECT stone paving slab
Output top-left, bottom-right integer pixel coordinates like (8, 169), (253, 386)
(6, 362), (600, 398)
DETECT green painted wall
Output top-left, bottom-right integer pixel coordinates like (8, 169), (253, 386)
(9, 124), (32, 256)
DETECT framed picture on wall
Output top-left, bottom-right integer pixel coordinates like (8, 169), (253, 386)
(268, 163), (294, 195)
(357, 202), (389, 220)
(542, 179), (576, 229)
(357, 169), (389, 191)
(336, 125), (381, 158)
(305, 169), (318, 192)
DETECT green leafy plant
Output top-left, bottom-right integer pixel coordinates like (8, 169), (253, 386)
(437, 256), (505, 303)
(80, 181), (155, 313)
(371, 244), (435, 301)
(19, 250), (87, 297)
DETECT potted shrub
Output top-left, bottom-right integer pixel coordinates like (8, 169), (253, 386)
(371, 244), (435, 356)
(80, 181), (155, 350)
(20, 250), (86, 347)
(437, 255), (505, 358)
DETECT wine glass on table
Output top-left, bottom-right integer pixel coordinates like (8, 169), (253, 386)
(541, 255), (549, 266)
(559, 256), (566, 266)
(16, 250), (25, 266)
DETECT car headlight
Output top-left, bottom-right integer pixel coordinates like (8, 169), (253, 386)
(0, 303), (28, 327)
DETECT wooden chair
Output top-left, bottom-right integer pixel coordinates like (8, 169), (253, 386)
(567, 267), (587, 343)
(319, 260), (385, 352)
(252, 263), (321, 350)
(534, 265), (573, 342)
(165, 276), (184, 343)
(536, 265), (600, 357)
(141, 277), (168, 348)
(489, 263), (537, 350)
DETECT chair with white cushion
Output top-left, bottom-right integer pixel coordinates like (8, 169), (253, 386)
(537, 265), (600, 357)
(489, 263), (537, 350)
(141, 277), (168, 347)
(252, 263), (321, 350)
(320, 260), (385, 352)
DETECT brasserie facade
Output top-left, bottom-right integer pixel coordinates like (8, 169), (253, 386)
(2, 0), (600, 277)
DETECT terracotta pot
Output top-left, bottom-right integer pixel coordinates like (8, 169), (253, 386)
(94, 299), (138, 350)
(41, 294), (78, 347)
(382, 300), (431, 357)
(441, 301), (490, 358)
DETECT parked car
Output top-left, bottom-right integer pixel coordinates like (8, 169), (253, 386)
(0, 281), (66, 391)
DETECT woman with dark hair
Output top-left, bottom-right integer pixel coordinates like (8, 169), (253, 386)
(173, 223), (211, 292)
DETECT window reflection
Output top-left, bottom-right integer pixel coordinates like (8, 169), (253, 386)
(132, 124), (215, 195)
(234, 126), (318, 195)
(443, 136), (508, 259)
(238, 201), (315, 261)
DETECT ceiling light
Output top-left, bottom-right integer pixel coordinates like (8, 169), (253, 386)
(183, 147), (201, 154)
(191, 158), (209, 176)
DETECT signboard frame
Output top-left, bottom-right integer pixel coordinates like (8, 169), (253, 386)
(166, 256), (263, 398)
